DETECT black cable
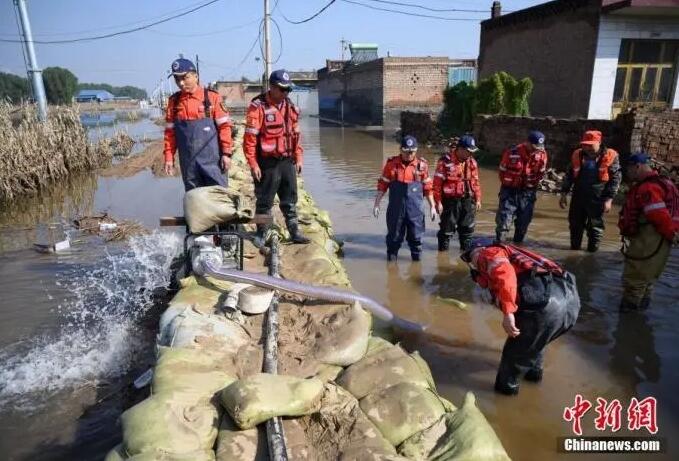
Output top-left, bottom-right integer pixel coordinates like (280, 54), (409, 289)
(260, 17), (283, 65)
(360, 0), (487, 13)
(238, 20), (264, 68)
(279, 0), (337, 24)
(0, 0), (223, 44)
(339, 0), (484, 21)
(145, 19), (259, 38)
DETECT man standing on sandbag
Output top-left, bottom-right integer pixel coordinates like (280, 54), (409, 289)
(495, 131), (548, 243)
(163, 58), (233, 191)
(243, 70), (310, 244)
(433, 135), (482, 252)
(559, 130), (621, 252)
(373, 135), (436, 261)
(461, 237), (580, 395)
(618, 152), (679, 311)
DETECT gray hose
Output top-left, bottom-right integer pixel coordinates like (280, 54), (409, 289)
(201, 260), (426, 333)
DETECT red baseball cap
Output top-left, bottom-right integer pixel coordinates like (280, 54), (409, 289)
(581, 130), (602, 145)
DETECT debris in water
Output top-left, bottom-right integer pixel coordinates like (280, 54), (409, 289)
(436, 296), (468, 310)
(74, 213), (147, 241)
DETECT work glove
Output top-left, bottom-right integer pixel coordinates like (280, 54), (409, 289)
(559, 194), (568, 210)
(373, 206), (380, 218)
(429, 205), (437, 221)
(502, 313), (521, 338)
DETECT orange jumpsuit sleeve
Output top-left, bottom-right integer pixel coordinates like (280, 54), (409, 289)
(498, 148), (511, 180)
(471, 159), (482, 202)
(420, 159), (433, 196)
(640, 182), (678, 241)
(377, 160), (392, 193)
(163, 95), (177, 163)
(243, 102), (263, 170)
(210, 92), (233, 156)
(433, 158), (445, 204)
(478, 247), (518, 315)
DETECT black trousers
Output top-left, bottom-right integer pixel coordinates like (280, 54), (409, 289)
(437, 196), (476, 250)
(568, 194), (606, 249)
(254, 156), (298, 228)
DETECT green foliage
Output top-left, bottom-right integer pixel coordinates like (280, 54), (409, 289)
(0, 72), (30, 103)
(439, 72), (533, 133)
(43, 67), (78, 105)
(77, 82), (148, 100)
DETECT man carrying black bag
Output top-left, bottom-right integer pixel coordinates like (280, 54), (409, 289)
(461, 237), (581, 395)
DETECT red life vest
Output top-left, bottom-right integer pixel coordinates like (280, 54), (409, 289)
(572, 148), (617, 182)
(474, 243), (564, 287)
(499, 145), (548, 189)
(384, 156), (429, 183)
(439, 154), (478, 198)
(253, 95), (299, 157)
(619, 175), (679, 237)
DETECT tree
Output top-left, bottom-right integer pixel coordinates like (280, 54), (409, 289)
(78, 82), (147, 99)
(43, 67), (78, 105)
(0, 72), (30, 103)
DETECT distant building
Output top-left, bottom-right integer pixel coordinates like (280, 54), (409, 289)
(479, 0), (679, 119)
(75, 89), (115, 103)
(317, 44), (476, 128)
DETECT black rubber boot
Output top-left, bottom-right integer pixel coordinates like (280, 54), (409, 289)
(387, 252), (398, 262)
(495, 231), (505, 243)
(253, 224), (267, 248)
(570, 237), (582, 251)
(287, 223), (310, 244)
(494, 379), (519, 396)
(524, 368), (543, 382)
(586, 240), (599, 253)
(411, 252), (421, 262)
(512, 231), (526, 244)
(437, 237), (449, 252)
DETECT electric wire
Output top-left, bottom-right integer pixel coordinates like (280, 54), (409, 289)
(339, 0), (485, 21)
(279, 0), (337, 24)
(359, 0), (488, 13)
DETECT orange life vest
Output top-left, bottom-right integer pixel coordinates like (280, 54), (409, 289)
(619, 175), (679, 237)
(474, 243), (564, 288)
(253, 95), (299, 157)
(571, 148), (617, 182)
(439, 154), (479, 198)
(499, 145), (548, 189)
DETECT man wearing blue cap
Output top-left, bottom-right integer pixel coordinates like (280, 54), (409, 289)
(495, 131), (549, 243)
(374, 135), (435, 261)
(243, 69), (309, 244)
(163, 58), (233, 190)
(618, 152), (679, 310)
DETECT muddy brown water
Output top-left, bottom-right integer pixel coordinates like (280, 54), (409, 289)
(0, 114), (677, 460)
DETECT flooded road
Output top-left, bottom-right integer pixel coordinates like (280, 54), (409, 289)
(0, 112), (677, 460)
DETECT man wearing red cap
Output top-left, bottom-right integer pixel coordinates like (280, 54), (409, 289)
(559, 130), (621, 252)
(618, 152), (679, 310)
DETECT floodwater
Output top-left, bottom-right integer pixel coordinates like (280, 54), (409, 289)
(0, 111), (677, 460)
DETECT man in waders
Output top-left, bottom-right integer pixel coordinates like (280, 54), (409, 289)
(373, 135), (436, 261)
(433, 135), (482, 252)
(559, 130), (621, 252)
(163, 58), (232, 190)
(495, 131), (548, 243)
(461, 237), (580, 395)
(243, 70), (309, 244)
(618, 153), (679, 311)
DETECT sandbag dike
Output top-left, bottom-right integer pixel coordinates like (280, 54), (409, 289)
(106, 123), (511, 461)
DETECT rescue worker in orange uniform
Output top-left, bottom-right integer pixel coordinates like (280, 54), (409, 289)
(373, 136), (436, 261)
(461, 237), (580, 395)
(163, 58), (232, 191)
(243, 70), (309, 244)
(618, 153), (679, 311)
(495, 131), (548, 243)
(433, 135), (482, 252)
(559, 130), (621, 252)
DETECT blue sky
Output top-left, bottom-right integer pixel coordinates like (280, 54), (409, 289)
(0, 0), (544, 93)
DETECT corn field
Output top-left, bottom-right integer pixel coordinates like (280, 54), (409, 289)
(0, 103), (114, 203)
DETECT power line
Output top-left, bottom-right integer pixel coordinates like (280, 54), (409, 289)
(359, 0), (487, 13)
(0, 0), (224, 44)
(279, 0), (337, 24)
(260, 17), (283, 65)
(339, 0), (485, 21)
(144, 19), (259, 38)
(237, 20), (265, 68)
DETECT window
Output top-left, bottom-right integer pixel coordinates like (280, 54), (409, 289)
(612, 40), (678, 108)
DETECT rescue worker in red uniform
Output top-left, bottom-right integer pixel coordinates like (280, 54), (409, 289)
(163, 58), (232, 191)
(433, 135), (482, 252)
(373, 136), (435, 261)
(243, 70), (309, 244)
(560, 130), (621, 252)
(618, 153), (679, 310)
(495, 131), (548, 243)
(461, 237), (580, 395)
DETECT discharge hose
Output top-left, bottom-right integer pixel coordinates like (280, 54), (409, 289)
(202, 260), (426, 333)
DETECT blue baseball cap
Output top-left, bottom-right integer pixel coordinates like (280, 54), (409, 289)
(401, 135), (418, 151)
(458, 135), (478, 153)
(170, 58), (197, 76)
(627, 152), (651, 165)
(528, 130), (546, 148)
(460, 236), (496, 263)
(269, 69), (294, 89)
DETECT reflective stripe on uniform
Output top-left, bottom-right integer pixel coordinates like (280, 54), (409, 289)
(165, 122), (174, 129)
(380, 176), (391, 183)
(422, 177), (432, 183)
(644, 202), (667, 213)
(245, 127), (260, 135)
(486, 257), (510, 273)
(435, 172), (445, 178)
(215, 116), (231, 126)
(499, 165), (507, 171)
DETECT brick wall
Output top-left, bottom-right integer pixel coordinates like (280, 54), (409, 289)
(631, 110), (679, 165)
(479, 0), (600, 118)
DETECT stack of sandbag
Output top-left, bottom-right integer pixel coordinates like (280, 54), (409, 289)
(184, 186), (253, 233)
(313, 302), (372, 367)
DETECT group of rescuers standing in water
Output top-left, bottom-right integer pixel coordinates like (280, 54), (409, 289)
(163, 59), (679, 396)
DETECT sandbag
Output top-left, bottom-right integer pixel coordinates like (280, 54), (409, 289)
(337, 346), (434, 399)
(121, 395), (219, 457)
(184, 186), (253, 233)
(365, 336), (394, 357)
(339, 446), (410, 461)
(398, 392), (511, 461)
(314, 364), (344, 383)
(105, 444), (216, 461)
(158, 306), (250, 354)
(360, 382), (446, 447)
(152, 347), (236, 399)
(314, 303), (371, 367)
(104, 444), (125, 461)
(216, 414), (268, 461)
(165, 277), (224, 313)
(220, 374), (323, 429)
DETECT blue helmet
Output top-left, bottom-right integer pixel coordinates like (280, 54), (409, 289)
(458, 135), (478, 152)
(626, 151), (651, 165)
(401, 135), (418, 151)
(460, 236), (496, 263)
(528, 130), (546, 148)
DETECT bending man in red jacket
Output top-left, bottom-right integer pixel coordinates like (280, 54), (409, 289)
(461, 237), (581, 395)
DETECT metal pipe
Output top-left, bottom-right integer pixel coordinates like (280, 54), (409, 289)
(14, 0), (47, 121)
(201, 260), (426, 332)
